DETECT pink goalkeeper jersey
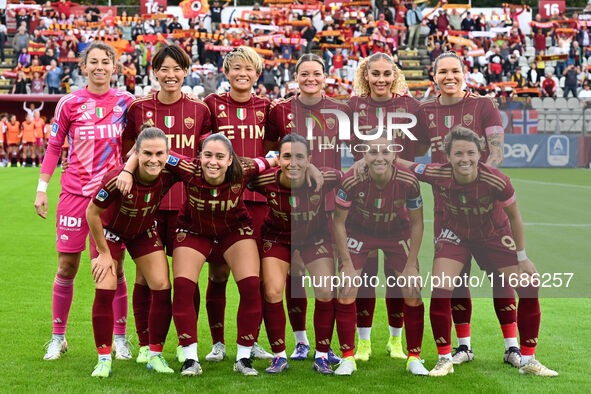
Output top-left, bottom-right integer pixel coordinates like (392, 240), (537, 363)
(41, 88), (135, 197)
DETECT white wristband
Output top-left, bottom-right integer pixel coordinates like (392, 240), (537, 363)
(516, 249), (527, 261)
(37, 180), (48, 193)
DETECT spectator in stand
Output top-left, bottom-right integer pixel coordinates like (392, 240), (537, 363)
(210, 0), (229, 34)
(488, 46), (503, 83)
(436, 9), (449, 35)
(577, 24), (590, 52)
(504, 51), (519, 77)
(40, 48), (57, 67)
(542, 72), (557, 98)
(332, 48), (345, 79)
(31, 71), (46, 94)
(533, 28), (546, 55)
(448, 8), (467, 31)
(570, 41), (583, 67)
(16, 8), (31, 32)
(461, 11), (474, 31)
(527, 62), (541, 89)
(46, 59), (63, 94)
(406, 0), (426, 51)
(52, 0), (79, 19)
(466, 66), (486, 88)
(0, 19), (6, 64)
(563, 64), (579, 98)
(12, 71), (28, 94)
(578, 80), (591, 107)
(168, 16), (183, 33)
(18, 48), (31, 67)
(510, 67), (526, 88)
(11, 26), (30, 62)
(201, 70), (221, 96)
(300, 18), (317, 54)
(429, 41), (443, 62)
(84, 5), (100, 22)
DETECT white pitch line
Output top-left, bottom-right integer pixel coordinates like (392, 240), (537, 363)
(423, 219), (590, 227)
(511, 178), (591, 190)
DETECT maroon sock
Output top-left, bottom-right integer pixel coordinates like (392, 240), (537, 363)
(92, 289), (116, 352)
(286, 274), (307, 331)
(335, 301), (356, 357)
(172, 277), (198, 347)
(133, 283), (151, 347)
(403, 303), (424, 358)
(516, 286), (540, 353)
(193, 283), (200, 317)
(451, 285), (472, 325)
(430, 288), (453, 355)
(236, 276), (262, 347)
(263, 300), (286, 353)
(314, 299), (335, 353)
(385, 284), (404, 328)
(355, 297), (376, 329)
(149, 289), (172, 350)
(255, 281), (265, 342)
(206, 279), (227, 344)
(493, 283), (517, 326)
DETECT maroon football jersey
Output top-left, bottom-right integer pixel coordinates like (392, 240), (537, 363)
(251, 167), (342, 245)
(336, 164), (422, 237)
(165, 152), (270, 237)
(416, 91), (503, 164)
(204, 92), (272, 202)
(122, 93), (212, 211)
(347, 94), (421, 161)
(92, 166), (177, 241)
(267, 95), (349, 169)
(410, 162), (515, 240)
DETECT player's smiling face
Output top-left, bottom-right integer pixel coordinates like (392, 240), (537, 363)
(200, 140), (232, 185)
(448, 139), (480, 182)
(280, 141), (310, 184)
(82, 48), (114, 88)
(137, 138), (168, 182)
(364, 138), (395, 177)
(155, 56), (188, 93)
(365, 58), (394, 99)
(436, 56), (464, 97)
(297, 61), (325, 97)
(226, 59), (259, 93)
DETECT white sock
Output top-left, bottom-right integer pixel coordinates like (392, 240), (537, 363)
(504, 337), (518, 350)
(53, 334), (65, 340)
(316, 351), (328, 359)
(114, 334), (126, 340)
(99, 353), (112, 361)
(274, 351), (287, 359)
(237, 344), (251, 361)
(389, 326), (402, 337)
(458, 337), (471, 348)
(149, 350), (162, 359)
(293, 330), (309, 345)
(357, 327), (372, 340)
(439, 353), (452, 360)
(521, 354), (533, 366)
(183, 343), (198, 361)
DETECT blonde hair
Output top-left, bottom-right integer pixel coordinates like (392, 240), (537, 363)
(354, 53), (407, 97)
(222, 46), (263, 75)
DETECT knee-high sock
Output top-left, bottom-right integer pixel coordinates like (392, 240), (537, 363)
(286, 274), (307, 332)
(172, 277), (198, 347)
(314, 299), (335, 353)
(335, 301), (356, 358)
(255, 281), (265, 342)
(206, 279), (227, 344)
(263, 300), (286, 353)
(236, 276), (262, 347)
(493, 284), (517, 339)
(52, 274), (75, 335)
(132, 283), (151, 347)
(451, 285), (472, 338)
(356, 255), (378, 328)
(385, 284), (404, 329)
(112, 273), (128, 336)
(516, 286), (540, 356)
(430, 288), (453, 355)
(149, 289), (172, 352)
(92, 289), (116, 355)
(404, 303), (424, 358)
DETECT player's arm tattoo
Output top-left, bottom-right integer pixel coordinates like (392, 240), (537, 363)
(486, 133), (504, 167)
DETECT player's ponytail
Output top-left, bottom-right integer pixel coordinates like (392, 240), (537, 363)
(202, 133), (244, 184)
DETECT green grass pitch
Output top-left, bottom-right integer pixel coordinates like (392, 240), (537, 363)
(1, 168), (590, 393)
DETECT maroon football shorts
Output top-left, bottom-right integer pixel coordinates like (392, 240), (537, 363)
(155, 209), (179, 257)
(261, 235), (333, 263)
(174, 222), (258, 259)
(342, 230), (411, 272)
(89, 227), (162, 261)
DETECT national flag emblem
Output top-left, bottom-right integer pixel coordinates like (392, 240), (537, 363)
(211, 189), (219, 197)
(96, 107), (105, 118)
(458, 193), (467, 204)
(237, 108), (246, 120)
(374, 198), (383, 209)
(164, 116), (174, 128)
(144, 193), (151, 203)
(444, 115), (454, 128)
(289, 196), (299, 208)
(376, 107), (384, 120)
(512, 110), (538, 135)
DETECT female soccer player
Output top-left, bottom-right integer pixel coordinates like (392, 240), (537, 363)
(119, 133), (279, 376)
(86, 128), (176, 377)
(415, 51), (517, 367)
(266, 53), (349, 362)
(334, 134), (427, 376)
(5, 114), (20, 167)
(34, 41), (135, 361)
(122, 44), (211, 364)
(33, 110), (46, 166)
(347, 52), (420, 361)
(399, 126), (557, 377)
(21, 114), (36, 167)
(251, 134), (343, 374)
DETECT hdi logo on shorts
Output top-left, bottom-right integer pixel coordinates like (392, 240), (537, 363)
(59, 216), (82, 228)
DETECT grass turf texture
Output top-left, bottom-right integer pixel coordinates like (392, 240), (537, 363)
(1, 168), (590, 393)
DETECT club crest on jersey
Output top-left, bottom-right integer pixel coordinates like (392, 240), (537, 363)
(463, 114), (473, 126)
(96, 107), (105, 119)
(263, 241), (272, 253)
(310, 194), (321, 205)
(51, 122), (59, 137)
(396, 107), (405, 112)
(231, 184), (242, 194)
(289, 196), (299, 208)
(167, 155), (179, 166)
(164, 116), (174, 128)
(444, 115), (454, 128)
(256, 110), (265, 122)
(374, 198), (383, 209)
(96, 189), (108, 202)
(326, 117), (336, 129)
(184, 117), (194, 128)
(237, 108), (246, 120)
(146, 111), (153, 118)
(144, 193), (151, 203)
(176, 232), (187, 243)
